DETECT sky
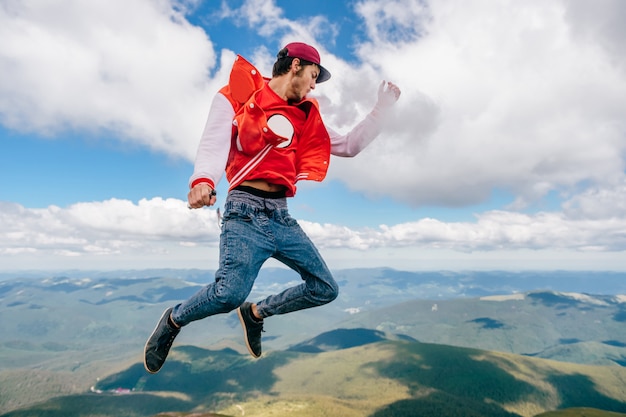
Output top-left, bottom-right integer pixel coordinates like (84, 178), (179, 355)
(1, 0), (626, 272)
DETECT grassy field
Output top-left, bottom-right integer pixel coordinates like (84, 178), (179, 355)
(216, 341), (626, 417)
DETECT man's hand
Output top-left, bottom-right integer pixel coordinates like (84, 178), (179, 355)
(376, 81), (401, 109)
(370, 81), (401, 119)
(188, 183), (217, 209)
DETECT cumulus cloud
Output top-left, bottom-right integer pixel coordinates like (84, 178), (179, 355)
(563, 181), (626, 220)
(324, 0), (626, 209)
(2, 0), (625, 209)
(0, 0), (226, 159)
(0, 198), (221, 258)
(1, 0), (626, 269)
(1, 196), (625, 269)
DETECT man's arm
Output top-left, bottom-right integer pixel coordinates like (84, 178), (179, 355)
(329, 81), (400, 157)
(187, 93), (235, 208)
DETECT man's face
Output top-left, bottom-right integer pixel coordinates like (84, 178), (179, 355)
(288, 60), (320, 102)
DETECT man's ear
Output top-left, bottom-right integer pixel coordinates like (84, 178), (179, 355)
(291, 58), (301, 72)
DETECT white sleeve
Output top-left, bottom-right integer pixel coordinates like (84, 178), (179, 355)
(188, 93), (235, 188)
(329, 112), (384, 157)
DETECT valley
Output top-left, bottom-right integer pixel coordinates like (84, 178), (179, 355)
(1, 268), (626, 416)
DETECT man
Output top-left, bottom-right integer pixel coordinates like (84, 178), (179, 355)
(144, 42), (400, 373)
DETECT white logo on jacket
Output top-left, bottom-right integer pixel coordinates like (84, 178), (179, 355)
(267, 114), (294, 149)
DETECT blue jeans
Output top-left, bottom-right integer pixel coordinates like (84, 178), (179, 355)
(171, 189), (339, 326)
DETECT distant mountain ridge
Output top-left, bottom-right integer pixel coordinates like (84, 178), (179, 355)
(2, 270), (626, 367)
(339, 289), (626, 366)
(287, 327), (416, 353)
(2, 269), (626, 415)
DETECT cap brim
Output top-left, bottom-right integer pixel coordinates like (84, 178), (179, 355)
(316, 65), (331, 83)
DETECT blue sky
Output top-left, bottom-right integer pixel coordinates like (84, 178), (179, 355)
(1, 0), (626, 271)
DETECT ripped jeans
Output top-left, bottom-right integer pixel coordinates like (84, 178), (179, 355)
(171, 189), (339, 326)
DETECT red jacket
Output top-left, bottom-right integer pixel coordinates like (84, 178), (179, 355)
(220, 55), (331, 197)
(189, 55), (388, 195)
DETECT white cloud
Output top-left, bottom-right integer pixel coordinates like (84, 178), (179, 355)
(1, 197), (625, 270)
(0, 0), (224, 160)
(326, 0), (626, 209)
(0, 198), (224, 269)
(2, 0), (625, 209)
(354, 0), (430, 45)
(2, 0), (626, 270)
(563, 181), (626, 220)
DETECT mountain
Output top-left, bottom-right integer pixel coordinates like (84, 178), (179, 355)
(2, 269), (626, 414)
(3, 331), (626, 417)
(338, 290), (626, 366)
(287, 327), (416, 353)
(2, 271), (625, 366)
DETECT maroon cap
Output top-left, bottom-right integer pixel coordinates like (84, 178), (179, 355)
(283, 42), (331, 83)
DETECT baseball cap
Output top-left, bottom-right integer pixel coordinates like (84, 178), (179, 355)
(283, 42), (331, 83)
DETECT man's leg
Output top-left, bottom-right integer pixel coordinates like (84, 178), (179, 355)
(233, 196), (338, 359)
(236, 233), (336, 358)
(237, 300), (265, 358)
(254, 208), (339, 319)
(143, 307), (180, 373)
(144, 194), (272, 371)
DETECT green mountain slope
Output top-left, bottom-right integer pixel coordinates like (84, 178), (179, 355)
(339, 291), (626, 365)
(535, 408), (626, 417)
(3, 331), (626, 417)
(3, 273), (626, 415)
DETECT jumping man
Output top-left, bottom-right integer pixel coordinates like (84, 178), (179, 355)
(144, 42), (401, 373)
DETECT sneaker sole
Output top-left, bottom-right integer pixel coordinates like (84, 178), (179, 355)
(237, 306), (261, 359)
(143, 307), (172, 374)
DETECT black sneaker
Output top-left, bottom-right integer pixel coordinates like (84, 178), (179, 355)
(237, 302), (263, 358)
(144, 307), (180, 373)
